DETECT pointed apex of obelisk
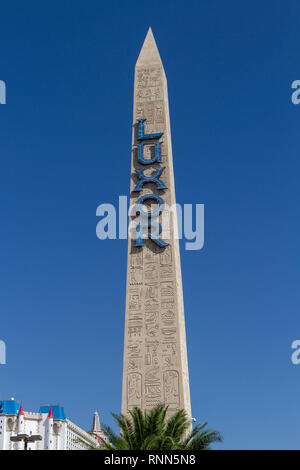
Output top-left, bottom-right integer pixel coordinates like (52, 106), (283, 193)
(136, 27), (162, 66)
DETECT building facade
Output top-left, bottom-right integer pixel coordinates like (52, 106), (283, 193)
(0, 399), (105, 450)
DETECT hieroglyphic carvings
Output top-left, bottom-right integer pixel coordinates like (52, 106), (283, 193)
(128, 323), (142, 339)
(145, 340), (159, 366)
(127, 340), (142, 358)
(136, 67), (162, 89)
(128, 372), (142, 409)
(145, 366), (160, 383)
(155, 103), (164, 123)
(160, 280), (175, 297)
(128, 358), (141, 371)
(160, 265), (174, 278)
(136, 87), (162, 102)
(145, 382), (161, 404)
(160, 245), (172, 266)
(162, 341), (177, 369)
(162, 328), (177, 342)
(145, 310), (159, 337)
(129, 266), (143, 285)
(128, 311), (142, 322)
(144, 264), (159, 282)
(128, 288), (142, 310)
(144, 366), (162, 405)
(161, 308), (175, 326)
(163, 370), (180, 409)
(161, 298), (175, 312)
(144, 283), (159, 310)
(130, 249), (143, 267)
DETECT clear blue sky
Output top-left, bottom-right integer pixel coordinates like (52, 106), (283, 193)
(0, 0), (299, 450)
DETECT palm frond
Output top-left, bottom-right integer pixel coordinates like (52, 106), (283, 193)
(97, 404), (222, 451)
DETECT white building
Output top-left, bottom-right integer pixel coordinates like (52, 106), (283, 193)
(0, 399), (106, 450)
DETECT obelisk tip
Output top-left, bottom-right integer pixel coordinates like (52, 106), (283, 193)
(136, 27), (162, 66)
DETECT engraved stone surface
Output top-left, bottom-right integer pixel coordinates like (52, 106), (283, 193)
(122, 28), (191, 420)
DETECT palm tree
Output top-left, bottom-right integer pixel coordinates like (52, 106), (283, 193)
(87, 404), (222, 450)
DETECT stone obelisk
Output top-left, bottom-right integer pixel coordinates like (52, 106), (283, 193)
(122, 28), (191, 420)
